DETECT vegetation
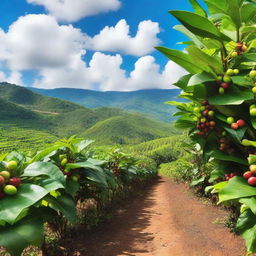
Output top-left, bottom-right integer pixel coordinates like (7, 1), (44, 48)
(0, 123), (57, 153)
(125, 135), (185, 165)
(30, 87), (182, 122)
(0, 83), (176, 149)
(0, 136), (157, 256)
(82, 115), (177, 145)
(158, 0), (256, 253)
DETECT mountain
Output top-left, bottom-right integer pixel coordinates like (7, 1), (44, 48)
(0, 83), (177, 149)
(81, 115), (175, 145)
(29, 88), (182, 122)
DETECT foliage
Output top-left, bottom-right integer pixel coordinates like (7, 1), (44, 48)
(158, 0), (256, 252)
(0, 136), (157, 255)
(0, 83), (176, 146)
(0, 123), (57, 153)
(82, 115), (177, 146)
(158, 142), (213, 185)
(125, 135), (185, 165)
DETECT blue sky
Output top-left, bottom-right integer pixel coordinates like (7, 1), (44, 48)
(0, 0), (204, 91)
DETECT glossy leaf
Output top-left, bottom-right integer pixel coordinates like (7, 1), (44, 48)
(173, 74), (192, 89)
(211, 151), (248, 165)
(188, 72), (216, 86)
(236, 209), (256, 252)
(239, 198), (256, 215)
(189, 0), (207, 17)
(169, 10), (230, 41)
(46, 194), (77, 223)
(174, 25), (205, 47)
(203, 0), (228, 15)
(219, 177), (256, 203)
(187, 46), (223, 74)
(209, 88), (254, 105)
(0, 216), (44, 256)
(155, 47), (203, 74)
(0, 184), (49, 224)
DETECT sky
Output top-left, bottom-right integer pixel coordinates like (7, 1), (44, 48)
(0, 0), (201, 91)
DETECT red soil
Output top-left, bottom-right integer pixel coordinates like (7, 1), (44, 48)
(71, 177), (245, 256)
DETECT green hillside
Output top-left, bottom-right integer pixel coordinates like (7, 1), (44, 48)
(0, 123), (57, 153)
(124, 135), (186, 165)
(0, 82), (80, 113)
(0, 83), (177, 148)
(82, 115), (177, 145)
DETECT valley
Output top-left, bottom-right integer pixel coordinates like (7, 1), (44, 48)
(0, 82), (178, 152)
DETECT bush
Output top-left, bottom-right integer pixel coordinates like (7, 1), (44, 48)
(0, 136), (157, 256)
(158, 0), (256, 252)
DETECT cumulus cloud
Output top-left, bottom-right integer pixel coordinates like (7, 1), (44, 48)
(34, 52), (186, 91)
(27, 0), (121, 22)
(1, 14), (86, 71)
(87, 53), (186, 91)
(0, 14), (185, 91)
(85, 19), (161, 56)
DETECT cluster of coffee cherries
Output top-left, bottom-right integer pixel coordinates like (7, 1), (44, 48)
(0, 161), (21, 199)
(218, 131), (234, 153)
(112, 167), (122, 177)
(224, 172), (237, 181)
(243, 165), (256, 186)
(231, 42), (248, 57)
(59, 154), (80, 182)
(249, 104), (256, 117)
(195, 100), (215, 137)
(248, 70), (256, 94)
(226, 116), (246, 130)
(216, 69), (239, 95)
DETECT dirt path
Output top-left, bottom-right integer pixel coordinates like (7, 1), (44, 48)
(72, 177), (245, 256)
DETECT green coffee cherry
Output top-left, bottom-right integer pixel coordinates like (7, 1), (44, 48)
(226, 69), (234, 76)
(233, 69), (239, 75)
(249, 70), (256, 78)
(223, 75), (231, 83)
(219, 88), (225, 94)
(250, 108), (256, 116)
(227, 117), (235, 124)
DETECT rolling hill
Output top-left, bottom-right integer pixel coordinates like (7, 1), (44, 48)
(0, 82), (178, 150)
(30, 88), (182, 122)
(81, 115), (175, 145)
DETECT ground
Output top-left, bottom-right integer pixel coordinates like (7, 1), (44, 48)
(70, 177), (245, 256)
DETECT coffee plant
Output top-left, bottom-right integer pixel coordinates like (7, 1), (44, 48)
(0, 136), (157, 255)
(157, 0), (256, 253)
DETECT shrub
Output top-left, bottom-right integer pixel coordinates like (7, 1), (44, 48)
(158, 0), (256, 252)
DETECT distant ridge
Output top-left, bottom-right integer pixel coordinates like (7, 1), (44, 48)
(30, 87), (182, 122)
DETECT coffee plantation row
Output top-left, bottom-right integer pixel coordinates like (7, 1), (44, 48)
(0, 136), (157, 255)
(157, 0), (256, 253)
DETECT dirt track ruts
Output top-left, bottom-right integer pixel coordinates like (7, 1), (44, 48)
(71, 177), (245, 256)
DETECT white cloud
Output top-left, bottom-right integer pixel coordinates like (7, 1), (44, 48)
(33, 52), (186, 91)
(0, 71), (23, 85)
(85, 19), (161, 56)
(27, 0), (121, 22)
(88, 52), (127, 91)
(0, 14), (185, 91)
(87, 53), (186, 91)
(2, 14), (86, 71)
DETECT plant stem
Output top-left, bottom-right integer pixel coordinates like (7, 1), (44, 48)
(221, 42), (228, 70)
(236, 27), (240, 43)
